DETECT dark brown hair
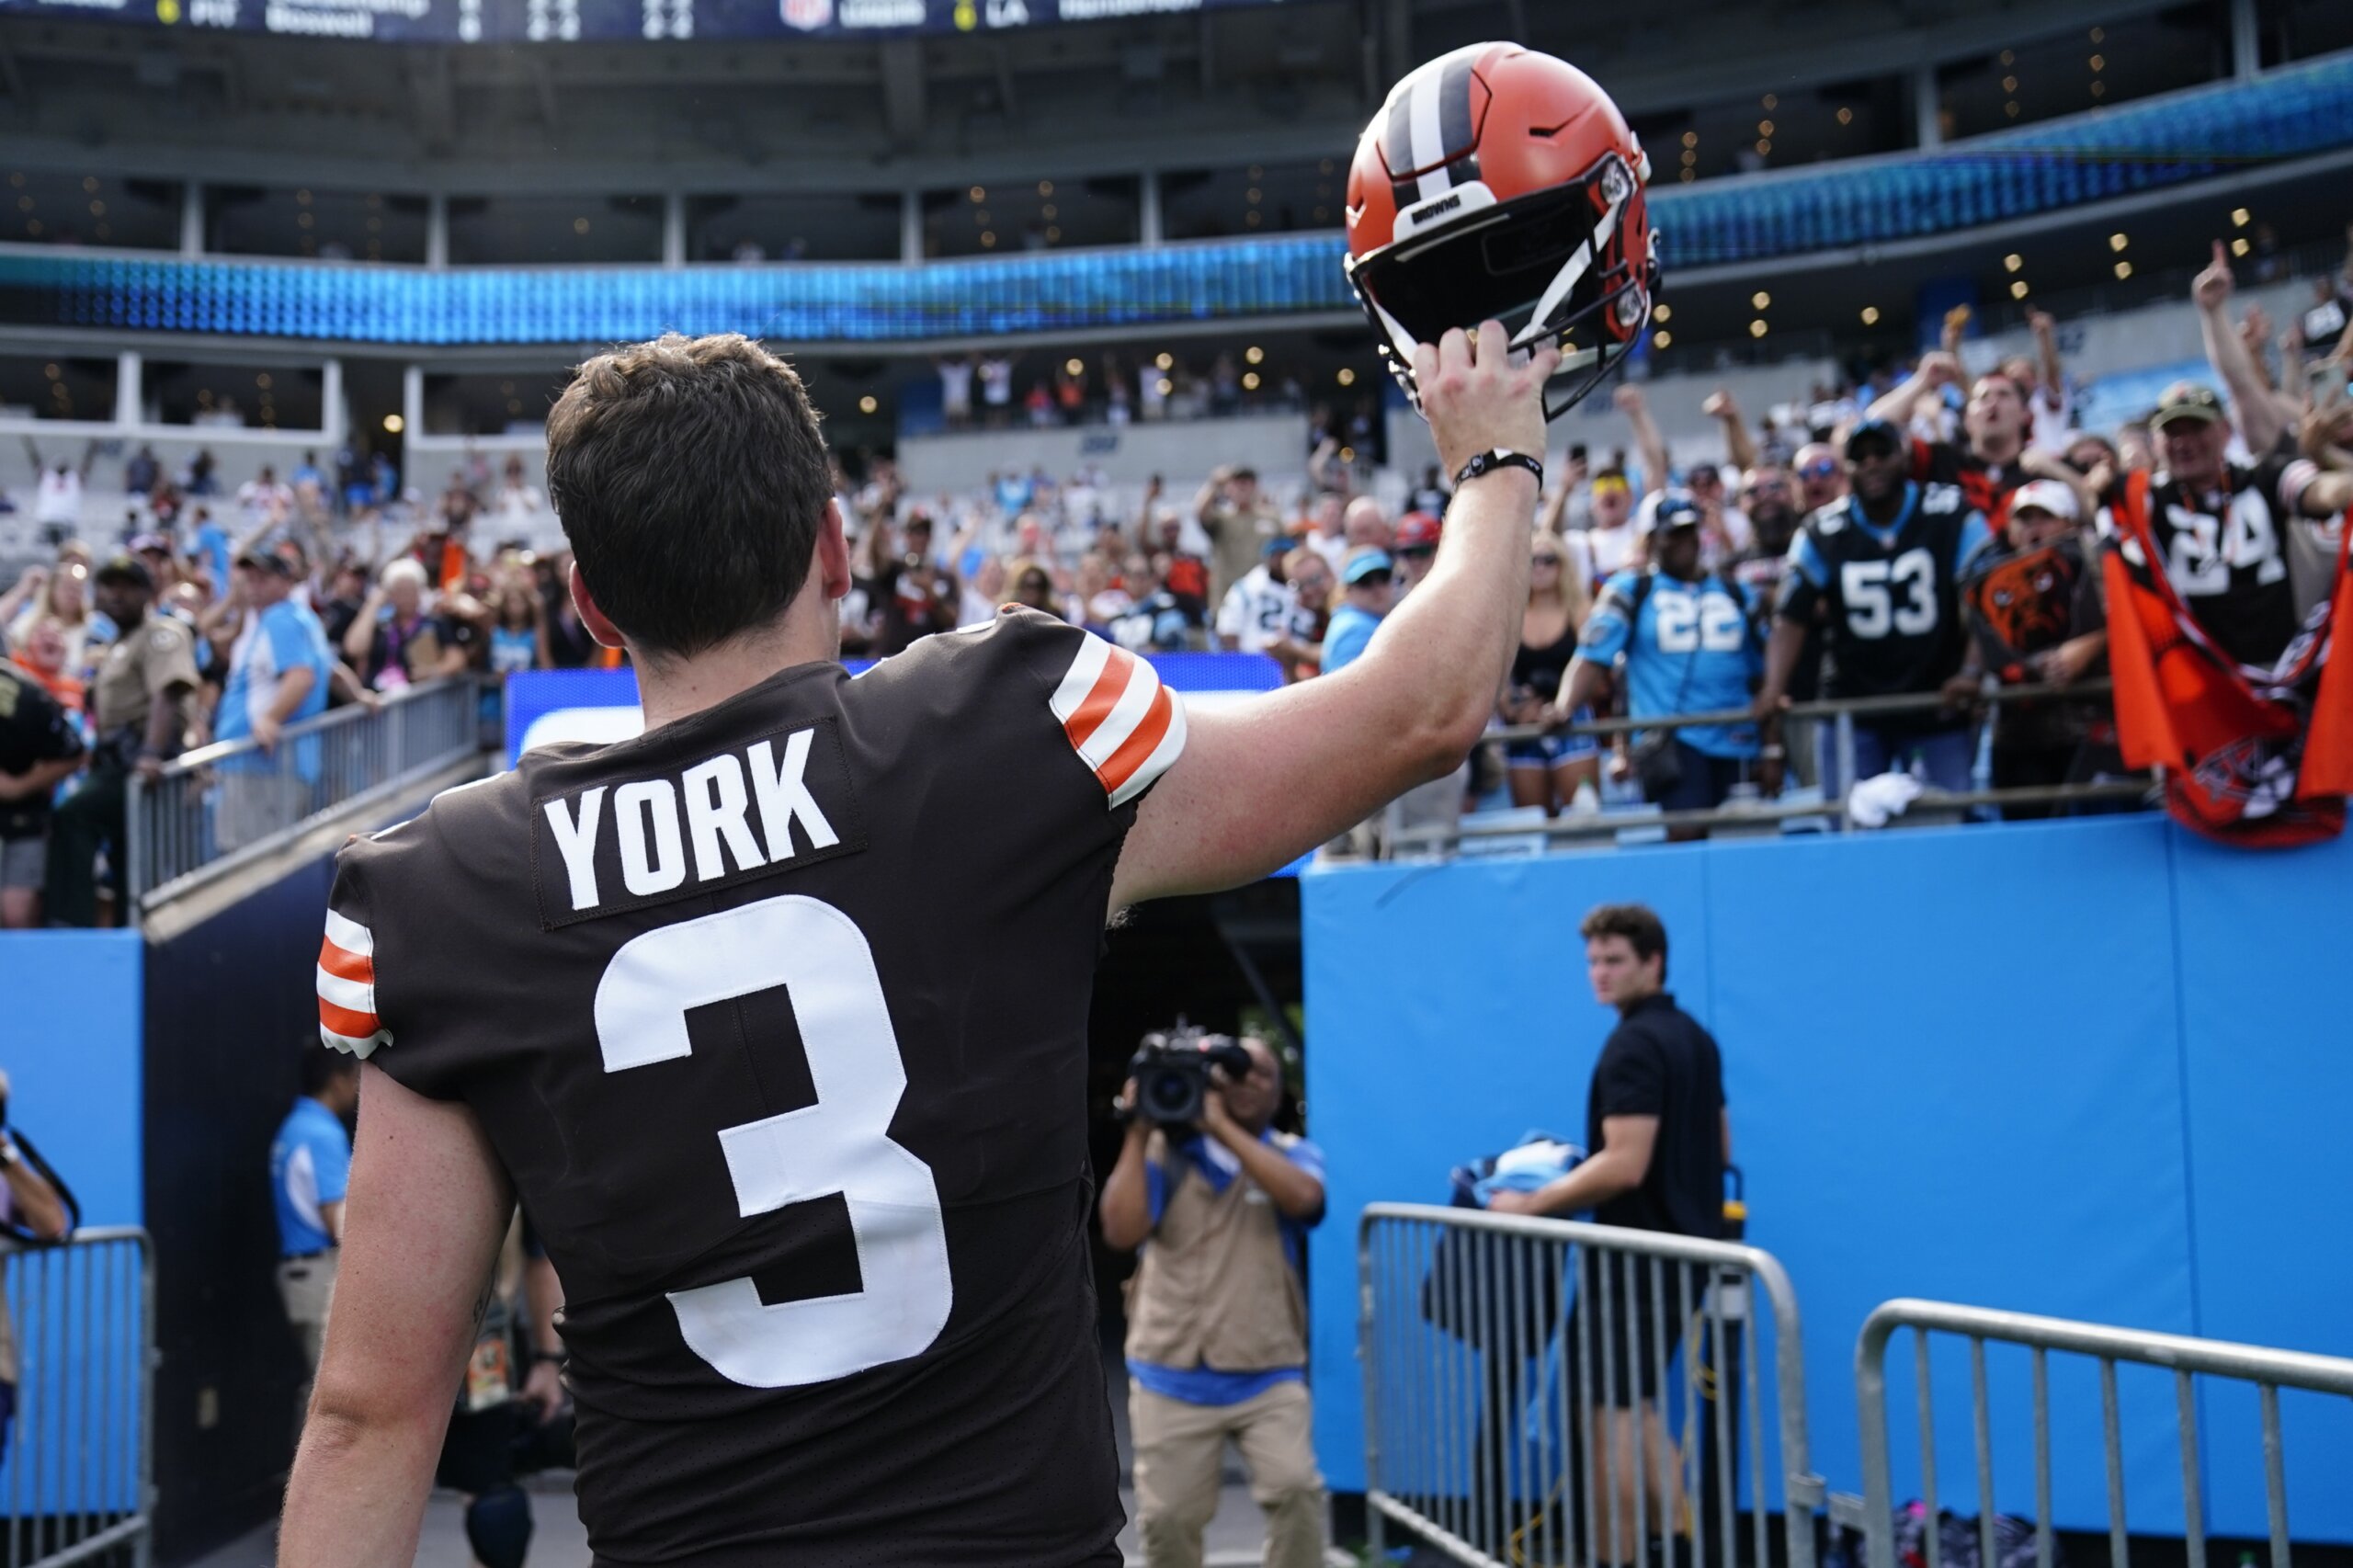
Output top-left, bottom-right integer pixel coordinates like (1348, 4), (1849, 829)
(545, 333), (831, 660)
(1579, 903), (1668, 979)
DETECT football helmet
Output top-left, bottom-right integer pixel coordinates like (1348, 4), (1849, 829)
(1345, 44), (1658, 420)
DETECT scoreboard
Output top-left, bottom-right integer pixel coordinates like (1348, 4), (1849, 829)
(0, 0), (1299, 40)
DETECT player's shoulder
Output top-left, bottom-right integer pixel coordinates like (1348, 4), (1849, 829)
(891, 608), (1186, 812)
(335, 766), (534, 920)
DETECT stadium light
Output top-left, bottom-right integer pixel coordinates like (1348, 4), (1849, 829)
(1749, 320), (1768, 338)
(1037, 180), (1052, 197)
(1653, 303), (1671, 323)
(1653, 330), (1672, 349)
(1155, 378), (1173, 396)
(1860, 305), (1881, 324)
(858, 395), (878, 414)
(1243, 372), (1261, 392)
(1154, 352), (1173, 371)
(970, 186), (985, 203)
(2231, 237), (2250, 257)
(2114, 260), (2132, 279)
(1336, 368), (1356, 387)
(2004, 253), (2024, 272)
(383, 415), (404, 434)
(1245, 346), (1264, 365)
(1751, 291), (1770, 310)
(2109, 233), (2129, 251)
(1064, 358), (1084, 376)
(1837, 108), (1854, 126)
(2230, 208), (2250, 227)
(2010, 279), (2029, 299)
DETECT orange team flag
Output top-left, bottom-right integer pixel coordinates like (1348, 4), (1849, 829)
(2101, 472), (2348, 846)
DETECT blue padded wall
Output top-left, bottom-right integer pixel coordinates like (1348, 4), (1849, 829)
(0, 929), (143, 1226)
(1302, 819), (2353, 1540)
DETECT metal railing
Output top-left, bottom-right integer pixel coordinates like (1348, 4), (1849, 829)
(0, 1230), (155, 1568)
(1383, 680), (2144, 857)
(1359, 1204), (1824, 1568)
(1856, 1300), (2353, 1568)
(124, 677), (480, 912)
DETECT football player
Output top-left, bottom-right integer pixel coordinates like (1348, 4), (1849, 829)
(281, 41), (1643, 1568)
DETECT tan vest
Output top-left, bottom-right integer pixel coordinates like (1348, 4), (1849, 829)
(1124, 1130), (1309, 1374)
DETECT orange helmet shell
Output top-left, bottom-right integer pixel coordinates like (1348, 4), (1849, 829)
(1347, 44), (1647, 262)
(1344, 44), (1657, 418)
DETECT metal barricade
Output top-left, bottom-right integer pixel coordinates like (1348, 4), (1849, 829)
(1379, 680), (2146, 858)
(1360, 1204), (1823, 1568)
(0, 1230), (155, 1568)
(1857, 1300), (2353, 1568)
(124, 677), (481, 913)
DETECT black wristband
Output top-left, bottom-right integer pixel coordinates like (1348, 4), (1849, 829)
(531, 1348), (564, 1365)
(1454, 449), (1545, 490)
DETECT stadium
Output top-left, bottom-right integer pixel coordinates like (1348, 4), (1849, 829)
(1, 0), (2350, 1562)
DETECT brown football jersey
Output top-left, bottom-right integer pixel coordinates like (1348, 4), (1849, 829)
(316, 609), (1185, 1566)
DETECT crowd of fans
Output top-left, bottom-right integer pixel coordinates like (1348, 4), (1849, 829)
(3, 227), (2350, 924)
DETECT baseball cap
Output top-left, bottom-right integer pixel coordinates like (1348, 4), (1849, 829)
(2151, 381), (2226, 430)
(94, 555), (153, 590)
(1394, 512), (1442, 551)
(1636, 492), (1703, 536)
(235, 548), (297, 578)
(2007, 479), (2080, 521)
(1844, 417), (1905, 458)
(129, 532), (171, 555)
(1343, 551), (1395, 585)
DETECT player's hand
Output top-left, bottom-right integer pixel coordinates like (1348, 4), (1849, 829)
(1415, 322), (1561, 480)
(2192, 240), (2234, 312)
(1702, 388), (1739, 422)
(1484, 1188), (1543, 1217)
(251, 712), (282, 754)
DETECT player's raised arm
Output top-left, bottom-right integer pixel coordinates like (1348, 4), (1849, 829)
(278, 1063), (514, 1568)
(1110, 322), (1556, 905)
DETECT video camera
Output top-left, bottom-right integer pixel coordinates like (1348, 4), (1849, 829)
(1124, 1025), (1254, 1128)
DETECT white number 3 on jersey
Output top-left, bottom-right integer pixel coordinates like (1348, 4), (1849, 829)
(595, 893), (952, 1388)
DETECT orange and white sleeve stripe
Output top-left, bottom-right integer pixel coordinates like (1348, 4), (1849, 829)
(318, 907), (392, 1059)
(1047, 632), (1187, 810)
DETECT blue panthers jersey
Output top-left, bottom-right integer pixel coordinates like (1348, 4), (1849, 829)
(1578, 569), (1766, 758)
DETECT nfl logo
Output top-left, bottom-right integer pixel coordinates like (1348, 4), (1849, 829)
(779, 0), (832, 28)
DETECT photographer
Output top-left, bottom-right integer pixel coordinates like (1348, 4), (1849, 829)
(1099, 1035), (1327, 1568)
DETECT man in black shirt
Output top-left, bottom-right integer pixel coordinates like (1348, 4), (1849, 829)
(1488, 903), (1728, 1565)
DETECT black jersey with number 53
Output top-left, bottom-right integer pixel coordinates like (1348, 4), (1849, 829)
(315, 608), (1186, 1568)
